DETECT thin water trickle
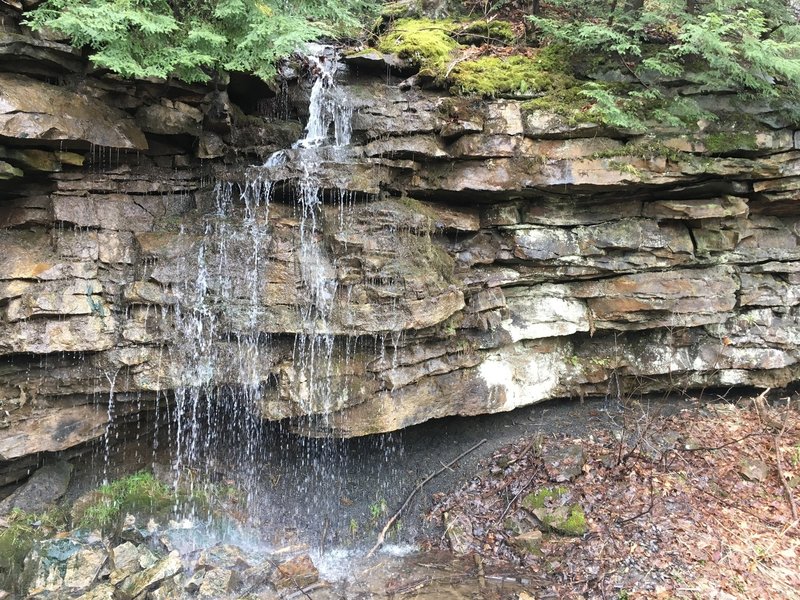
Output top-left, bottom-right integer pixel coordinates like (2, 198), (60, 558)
(144, 44), (408, 567)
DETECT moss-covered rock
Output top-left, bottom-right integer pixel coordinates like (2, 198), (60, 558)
(376, 18), (458, 72)
(456, 19), (516, 45)
(704, 131), (759, 154)
(521, 487), (588, 537)
(449, 47), (576, 97)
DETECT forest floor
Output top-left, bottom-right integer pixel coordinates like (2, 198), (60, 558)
(415, 391), (800, 599)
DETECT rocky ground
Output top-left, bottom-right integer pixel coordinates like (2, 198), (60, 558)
(422, 391), (800, 599)
(2, 392), (796, 599)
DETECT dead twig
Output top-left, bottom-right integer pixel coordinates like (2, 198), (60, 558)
(495, 474), (536, 524)
(616, 476), (655, 525)
(679, 430), (770, 453)
(366, 438), (487, 557)
(474, 554), (486, 590)
(285, 582), (329, 600)
(774, 434), (798, 520)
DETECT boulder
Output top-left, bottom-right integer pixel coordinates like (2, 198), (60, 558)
(269, 554), (318, 590)
(0, 461), (72, 515)
(521, 487), (588, 536)
(118, 550), (183, 599)
(136, 101), (203, 136)
(0, 73), (147, 149)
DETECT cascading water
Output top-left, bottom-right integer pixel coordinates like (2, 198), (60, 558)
(159, 46), (403, 561)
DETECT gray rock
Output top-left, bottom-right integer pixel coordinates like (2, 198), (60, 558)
(118, 550), (183, 599)
(62, 546), (108, 593)
(739, 458), (770, 482)
(136, 101), (203, 136)
(542, 443), (586, 483)
(443, 510), (474, 556)
(75, 583), (117, 600)
(195, 544), (251, 571)
(0, 461), (72, 515)
(198, 568), (238, 598)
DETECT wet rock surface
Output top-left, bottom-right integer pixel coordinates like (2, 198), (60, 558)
(0, 2), (799, 470)
(0, 461), (72, 515)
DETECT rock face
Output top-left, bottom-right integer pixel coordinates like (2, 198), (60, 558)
(1, 4), (799, 473)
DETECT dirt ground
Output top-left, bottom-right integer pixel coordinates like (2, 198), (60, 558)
(419, 391), (800, 599)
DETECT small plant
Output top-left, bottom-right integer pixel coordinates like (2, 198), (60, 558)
(77, 471), (174, 531)
(349, 517), (359, 538)
(791, 445), (800, 468)
(387, 518), (403, 540)
(369, 498), (388, 522)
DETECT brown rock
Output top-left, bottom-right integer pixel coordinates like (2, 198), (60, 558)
(0, 405), (114, 460)
(0, 73), (147, 149)
(643, 196), (749, 220)
(136, 101), (202, 136)
(269, 555), (318, 590)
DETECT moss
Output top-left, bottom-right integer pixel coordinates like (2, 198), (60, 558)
(521, 486), (568, 511)
(456, 19), (516, 45)
(0, 507), (69, 593)
(521, 85), (596, 122)
(607, 160), (643, 178)
(77, 471), (174, 532)
(381, 0), (420, 19)
(376, 18), (458, 71)
(521, 487), (588, 537)
(590, 140), (689, 162)
(449, 45), (577, 97)
(703, 131), (759, 154)
(558, 505), (588, 536)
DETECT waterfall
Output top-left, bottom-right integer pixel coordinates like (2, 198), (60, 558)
(162, 46), (399, 550)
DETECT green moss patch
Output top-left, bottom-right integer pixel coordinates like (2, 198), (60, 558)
(456, 20), (516, 45)
(376, 18), (458, 71)
(521, 486), (588, 537)
(522, 85), (596, 122)
(521, 486), (568, 510)
(75, 471), (175, 532)
(704, 131), (759, 154)
(450, 46), (577, 97)
(0, 508), (69, 593)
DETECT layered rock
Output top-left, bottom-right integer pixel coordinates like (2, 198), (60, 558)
(1, 3), (799, 471)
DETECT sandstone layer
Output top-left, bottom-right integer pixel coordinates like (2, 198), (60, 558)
(1, 4), (799, 477)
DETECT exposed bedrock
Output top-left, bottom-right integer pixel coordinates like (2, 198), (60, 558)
(1, 7), (799, 469)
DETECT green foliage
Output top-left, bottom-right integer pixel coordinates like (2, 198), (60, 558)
(368, 497), (387, 521)
(26, 0), (380, 82)
(527, 0), (800, 128)
(77, 471), (174, 531)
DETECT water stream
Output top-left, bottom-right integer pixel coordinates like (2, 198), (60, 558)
(132, 46), (407, 567)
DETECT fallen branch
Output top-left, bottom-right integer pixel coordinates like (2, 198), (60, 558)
(616, 476), (655, 525)
(285, 582), (329, 600)
(679, 430), (770, 453)
(774, 434), (798, 520)
(366, 438), (487, 557)
(495, 474), (536, 524)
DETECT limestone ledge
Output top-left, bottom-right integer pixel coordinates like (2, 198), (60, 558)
(1, 21), (800, 460)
